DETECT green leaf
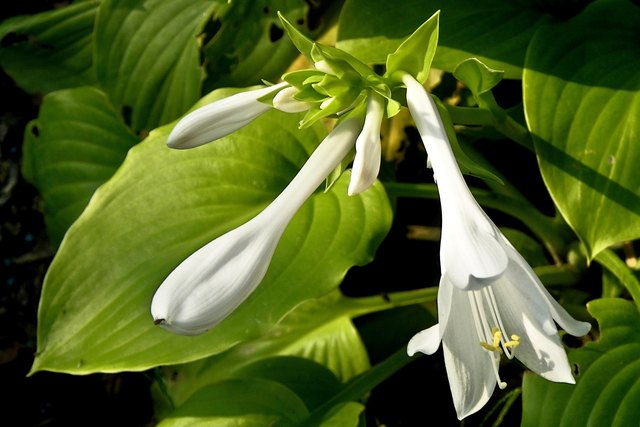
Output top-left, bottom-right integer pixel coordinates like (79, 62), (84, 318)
(30, 104), (392, 375)
(594, 249), (640, 306)
(385, 11), (439, 84)
(156, 378), (309, 427)
(316, 401), (364, 427)
(164, 291), (380, 408)
(453, 57), (504, 96)
(203, 2), (321, 92)
(524, 0), (640, 259)
(278, 10), (314, 61)
(94, 0), (213, 132)
(233, 356), (342, 411)
(21, 86), (139, 247)
(337, 0), (553, 78)
(0, 1), (98, 93)
(522, 298), (640, 427)
(433, 96), (504, 186)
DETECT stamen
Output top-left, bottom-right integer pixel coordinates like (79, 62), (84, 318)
(484, 287), (518, 359)
(469, 292), (508, 389)
(479, 327), (503, 353)
(504, 334), (521, 349)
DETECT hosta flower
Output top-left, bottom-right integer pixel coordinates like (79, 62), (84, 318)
(151, 115), (364, 335)
(402, 74), (591, 419)
(167, 82), (290, 149)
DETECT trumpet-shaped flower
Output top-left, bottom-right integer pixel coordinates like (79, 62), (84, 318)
(402, 73), (591, 419)
(167, 82), (289, 149)
(152, 115), (364, 335)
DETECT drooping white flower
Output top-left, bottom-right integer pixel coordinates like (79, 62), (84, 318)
(167, 82), (289, 149)
(402, 73), (591, 419)
(151, 115), (364, 335)
(348, 92), (384, 196)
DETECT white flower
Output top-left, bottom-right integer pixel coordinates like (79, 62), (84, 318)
(348, 92), (384, 196)
(151, 115), (364, 335)
(167, 82), (288, 149)
(272, 85), (310, 113)
(402, 74), (591, 419)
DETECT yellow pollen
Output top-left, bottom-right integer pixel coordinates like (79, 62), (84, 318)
(504, 334), (521, 349)
(479, 329), (521, 353)
(479, 327), (503, 353)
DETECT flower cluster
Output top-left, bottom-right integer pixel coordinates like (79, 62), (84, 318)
(151, 11), (590, 420)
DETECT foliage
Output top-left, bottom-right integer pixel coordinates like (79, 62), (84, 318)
(2, 0), (639, 425)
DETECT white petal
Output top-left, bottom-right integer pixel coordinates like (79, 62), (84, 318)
(152, 115), (364, 335)
(500, 236), (591, 337)
(407, 324), (441, 356)
(520, 315), (575, 383)
(440, 211), (508, 289)
(348, 93), (384, 195)
(273, 86), (310, 113)
(402, 74), (507, 289)
(151, 219), (282, 335)
(442, 285), (497, 419)
(167, 83), (287, 149)
(483, 256), (578, 383)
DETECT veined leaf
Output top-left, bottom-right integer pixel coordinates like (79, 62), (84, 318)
(0, 1), (98, 93)
(30, 101), (392, 375)
(22, 86), (139, 247)
(522, 298), (640, 427)
(94, 0), (214, 132)
(524, 0), (640, 259)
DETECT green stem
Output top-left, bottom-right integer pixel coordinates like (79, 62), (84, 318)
(383, 181), (573, 263)
(594, 248), (640, 307)
(478, 93), (534, 152)
(303, 346), (417, 426)
(338, 286), (438, 318)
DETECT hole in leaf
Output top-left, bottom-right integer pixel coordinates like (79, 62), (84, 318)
(199, 17), (222, 48)
(263, 6), (269, 14)
(30, 124), (40, 138)
(121, 106), (133, 127)
(269, 23), (283, 42)
(1, 32), (28, 48)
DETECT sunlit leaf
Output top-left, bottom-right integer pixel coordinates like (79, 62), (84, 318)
(524, 0), (640, 259)
(156, 378), (309, 427)
(522, 298), (640, 427)
(30, 98), (392, 375)
(94, 0), (214, 132)
(337, 0), (554, 78)
(22, 86), (139, 247)
(164, 291), (386, 408)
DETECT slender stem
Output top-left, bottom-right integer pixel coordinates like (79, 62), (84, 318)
(478, 93), (534, 152)
(382, 181), (573, 262)
(446, 105), (494, 126)
(304, 346), (418, 426)
(337, 287), (439, 318)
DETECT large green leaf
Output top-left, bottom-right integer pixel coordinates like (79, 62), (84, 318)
(522, 298), (640, 427)
(94, 0), (215, 132)
(523, 0), (640, 259)
(22, 86), (139, 247)
(156, 378), (309, 427)
(201, 0), (322, 93)
(0, 1), (97, 93)
(336, 0), (553, 78)
(30, 104), (392, 374)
